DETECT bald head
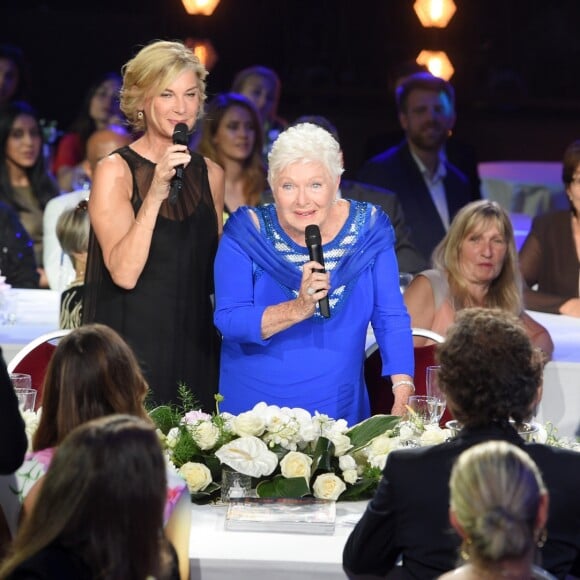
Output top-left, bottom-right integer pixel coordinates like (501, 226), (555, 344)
(86, 126), (132, 176)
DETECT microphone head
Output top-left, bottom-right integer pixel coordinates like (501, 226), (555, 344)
(305, 224), (321, 246)
(173, 123), (189, 146)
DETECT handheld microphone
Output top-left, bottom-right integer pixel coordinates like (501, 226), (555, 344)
(168, 123), (189, 205)
(305, 224), (330, 318)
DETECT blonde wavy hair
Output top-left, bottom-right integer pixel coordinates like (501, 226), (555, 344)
(120, 39), (208, 133)
(432, 200), (522, 315)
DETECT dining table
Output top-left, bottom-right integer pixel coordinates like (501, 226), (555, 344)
(188, 499), (365, 579)
(479, 161), (567, 217)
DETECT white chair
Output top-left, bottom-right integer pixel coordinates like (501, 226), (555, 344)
(365, 327), (444, 358)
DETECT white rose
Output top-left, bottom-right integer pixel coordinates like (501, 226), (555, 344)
(231, 411), (266, 437)
(280, 451), (313, 480)
(312, 473), (346, 500)
(342, 469), (358, 485)
(191, 421), (220, 450)
(329, 433), (353, 457)
(420, 426), (451, 446)
(369, 453), (388, 471)
(179, 462), (212, 492)
(367, 434), (399, 456)
(399, 423), (416, 441)
(166, 427), (180, 449)
(338, 455), (357, 471)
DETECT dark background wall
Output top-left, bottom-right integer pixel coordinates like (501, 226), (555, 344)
(3, 0), (580, 176)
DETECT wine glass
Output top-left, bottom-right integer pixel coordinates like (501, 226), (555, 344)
(426, 365), (446, 425)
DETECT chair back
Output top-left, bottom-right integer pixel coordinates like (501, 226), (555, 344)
(365, 328), (446, 417)
(7, 330), (70, 410)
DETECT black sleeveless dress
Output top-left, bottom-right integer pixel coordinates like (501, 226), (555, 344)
(83, 146), (220, 410)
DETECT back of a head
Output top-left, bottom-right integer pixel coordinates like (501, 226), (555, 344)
(85, 126), (132, 176)
(33, 324), (149, 450)
(267, 122), (344, 189)
(450, 440), (546, 565)
(436, 308), (542, 427)
(1, 414), (169, 580)
(395, 71), (455, 113)
(56, 199), (90, 259)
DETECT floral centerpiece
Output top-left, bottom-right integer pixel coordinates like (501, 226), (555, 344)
(150, 388), (451, 503)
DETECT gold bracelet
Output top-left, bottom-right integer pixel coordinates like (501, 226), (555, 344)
(134, 217), (154, 232)
(392, 380), (415, 394)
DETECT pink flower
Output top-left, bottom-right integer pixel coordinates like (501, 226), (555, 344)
(183, 410), (212, 424)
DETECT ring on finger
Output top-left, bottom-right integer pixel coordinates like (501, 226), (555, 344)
(307, 287), (316, 296)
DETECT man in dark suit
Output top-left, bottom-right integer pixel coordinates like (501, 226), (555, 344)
(358, 73), (478, 263)
(274, 115), (428, 274)
(343, 308), (580, 579)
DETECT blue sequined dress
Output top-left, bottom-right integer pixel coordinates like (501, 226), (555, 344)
(214, 201), (413, 425)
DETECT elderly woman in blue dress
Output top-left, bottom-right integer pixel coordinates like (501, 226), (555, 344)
(213, 123), (414, 424)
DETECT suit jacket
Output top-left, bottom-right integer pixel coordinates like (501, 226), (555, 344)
(260, 180), (428, 275)
(357, 141), (475, 262)
(342, 423), (580, 580)
(519, 210), (579, 314)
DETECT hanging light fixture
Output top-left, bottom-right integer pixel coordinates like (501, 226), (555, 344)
(416, 50), (455, 80)
(413, 0), (456, 28)
(185, 37), (218, 70)
(181, 0), (220, 16)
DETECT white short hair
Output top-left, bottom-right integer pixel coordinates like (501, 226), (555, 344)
(267, 123), (344, 188)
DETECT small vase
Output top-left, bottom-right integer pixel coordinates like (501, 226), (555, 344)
(221, 466), (252, 502)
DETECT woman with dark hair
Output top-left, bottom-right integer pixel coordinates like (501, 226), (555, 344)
(519, 140), (580, 317)
(9, 324), (191, 580)
(52, 72), (123, 192)
(197, 92), (265, 218)
(0, 101), (58, 275)
(343, 308), (580, 579)
(0, 414), (179, 579)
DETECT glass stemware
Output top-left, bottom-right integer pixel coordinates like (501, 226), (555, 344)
(426, 365), (446, 424)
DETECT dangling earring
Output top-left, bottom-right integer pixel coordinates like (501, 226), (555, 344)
(460, 539), (472, 561)
(137, 111), (144, 120)
(536, 528), (547, 548)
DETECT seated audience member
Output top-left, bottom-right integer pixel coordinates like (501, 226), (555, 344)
(55, 200), (89, 328)
(0, 200), (39, 288)
(10, 324), (191, 580)
(0, 43), (30, 107)
(404, 199), (554, 359)
(0, 414), (180, 579)
(43, 126), (131, 290)
(440, 440), (555, 580)
(214, 123), (414, 424)
(52, 72), (123, 192)
(231, 65), (287, 161)
(519, 139), (580, 317)
(197, 92), (265, 219)
(286, 115), (427, 274)
(0, 101), (59, 283)
(358, 72), (476, 263)
(343, 308), (580, 579)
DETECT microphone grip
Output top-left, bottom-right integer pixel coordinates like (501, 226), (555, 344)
(308, 244), (331, 319)
(168, 166), (184, 205)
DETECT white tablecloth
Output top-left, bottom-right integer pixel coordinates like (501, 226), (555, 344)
(0, 289), (60, 364)
(188, 501), (365, 579)
(480, 161), (566, 217)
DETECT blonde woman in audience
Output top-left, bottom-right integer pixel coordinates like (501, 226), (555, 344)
(55, 199), (89, 328)
(404, 199), (554, 359)
(0, 415), (180, 579)
(9, 324), (191, 580)
(197, 92), (265, 219)
(440, 440), (555, 580)
(519, 139), (580, 317)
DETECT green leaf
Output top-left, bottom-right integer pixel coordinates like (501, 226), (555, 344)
(149, 405), (180, 435)
(189, 481), (220, 504)
(339, 477), (379, 501)
(256, 476), (310, 498)
(172, 428), (201, 467)
(311, 437), (335, 473)
(347, 415), (401, 452)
